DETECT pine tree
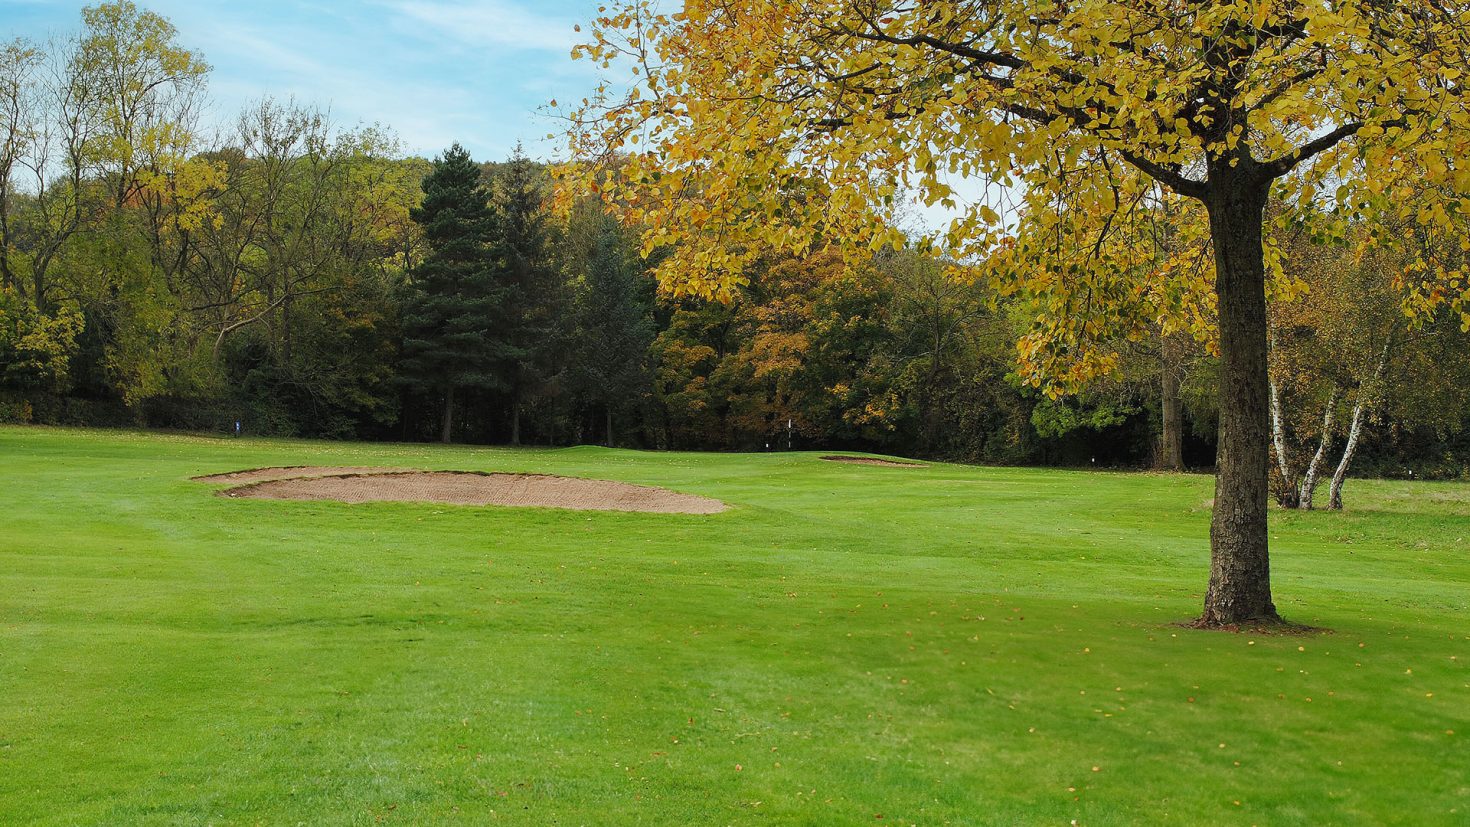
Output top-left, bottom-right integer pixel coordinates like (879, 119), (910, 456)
(568, 210), (654, 446)
(400, 143), (507, 443)
(493, 147), (566, 444)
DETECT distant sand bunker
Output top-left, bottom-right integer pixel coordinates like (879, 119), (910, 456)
(209, 470), (728, 514)
(820, 455), (926, 468)
(193, 466), (404, 484)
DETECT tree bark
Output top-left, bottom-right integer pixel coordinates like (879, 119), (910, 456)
(1200, 178), (1279, 626)
(1298, 386), (1339, 510)
(510, 389), (522, 446)
(1327, 401), (1365, 510)
(1268, 372), (1296, 507)
(1328, 336), (1393, 510)
(1158, 333), (1185, 472)
(440, 385), (455, 444)
(281, 292), (293, 365)
(0, 176), (14, 292)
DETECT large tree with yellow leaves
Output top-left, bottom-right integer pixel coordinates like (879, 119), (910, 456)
(563, 0), (1470, 626)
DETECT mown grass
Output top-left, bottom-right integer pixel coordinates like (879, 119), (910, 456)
(1, 425), (1465, 825)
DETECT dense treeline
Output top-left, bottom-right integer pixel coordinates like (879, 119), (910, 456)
(3, 3), (1468, 488)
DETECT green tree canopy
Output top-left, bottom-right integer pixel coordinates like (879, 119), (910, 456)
(401, 143), (508, 443)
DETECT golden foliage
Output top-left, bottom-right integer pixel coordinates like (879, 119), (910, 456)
(560, 0), (1470, 389)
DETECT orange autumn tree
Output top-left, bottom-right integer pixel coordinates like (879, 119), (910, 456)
(562, 1), (1470, 627)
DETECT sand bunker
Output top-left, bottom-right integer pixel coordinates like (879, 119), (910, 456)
(193, 466), (405, 484)
(212, 471), (728, 514)
(820, 455), (926, 468)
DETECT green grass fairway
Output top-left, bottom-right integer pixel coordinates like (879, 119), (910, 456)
(2, 426), (1466, 825)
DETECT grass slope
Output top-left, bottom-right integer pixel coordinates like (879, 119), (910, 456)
(1, 426), (1466, 825)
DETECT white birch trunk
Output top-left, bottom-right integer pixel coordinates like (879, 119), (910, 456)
(1269, 375), (1296, 506)
(1327, 336), (1394, 510)
(1327, 402), (1366, 510)
(1298, 386), (1339, 510)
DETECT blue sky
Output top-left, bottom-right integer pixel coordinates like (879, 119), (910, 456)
(0, 0), (604, 162)
(1, 0), (985, 229)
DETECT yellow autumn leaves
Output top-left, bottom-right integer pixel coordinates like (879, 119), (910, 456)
(559, 0), (1470, 391)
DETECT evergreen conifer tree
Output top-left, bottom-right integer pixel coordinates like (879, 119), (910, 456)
(401, 143), (506, 443)
(569, 212), (654, 446)
(493, 146), (566, 444)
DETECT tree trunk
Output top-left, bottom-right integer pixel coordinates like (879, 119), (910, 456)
(605, 406), (614, 448)
(1298, 386), (1339, 510)
(1328, 336), (1393, 510)
(1200, 179), (1279, 626)
(281, 293), (293, 365)
(1158, 333), (1185, 472)
(0, 187), (13, 292)
(1327, 401), (1365, 510)
(440, 385), (455, 444)
(31, 254), (49, 314)
(510, 390), (522, 446)
(1268, 373), (1296, 506)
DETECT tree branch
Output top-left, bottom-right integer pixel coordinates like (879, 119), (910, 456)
(1260, 120), (1398, 179)
(1116, 149), (1209, 200)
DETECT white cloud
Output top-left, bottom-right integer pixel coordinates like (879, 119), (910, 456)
(7, 0), (607, 162)
(162, 9), (525, 158)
